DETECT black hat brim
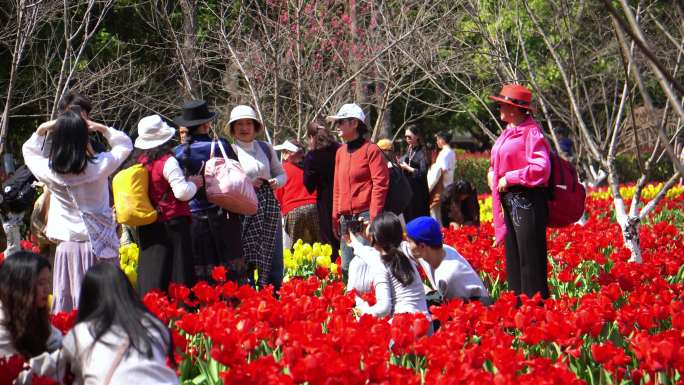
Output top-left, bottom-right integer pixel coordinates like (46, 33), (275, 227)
(172, 112), (217, 128)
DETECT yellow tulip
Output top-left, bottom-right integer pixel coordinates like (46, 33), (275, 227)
(316, 255), (331, 269)
(321, 244), (333, 258)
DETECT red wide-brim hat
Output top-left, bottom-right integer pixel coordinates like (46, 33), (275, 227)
(489, 84), (534, 110)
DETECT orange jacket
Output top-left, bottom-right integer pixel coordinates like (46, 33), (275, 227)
(332, 140), (390, 227)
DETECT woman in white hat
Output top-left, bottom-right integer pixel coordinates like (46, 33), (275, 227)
(129, 114), (202, 296)
(229, 105), (287, 290)
(328, 103), (390, 281)
(173, 100), (247, 284)
(273, 138), (320, 246)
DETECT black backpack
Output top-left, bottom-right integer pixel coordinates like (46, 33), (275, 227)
(0, 165), (37, 213)
(376, 147), (413, 215)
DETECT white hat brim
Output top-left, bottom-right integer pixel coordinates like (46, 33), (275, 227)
(273, 142), (300, 152)
(134, 128), (176, 150)
(325, 115), (345, 123)
(228, 115), (261, 126)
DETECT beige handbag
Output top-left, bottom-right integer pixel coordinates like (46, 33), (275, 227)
(30, 188), (52, 246)
(429, 172), (444, 209)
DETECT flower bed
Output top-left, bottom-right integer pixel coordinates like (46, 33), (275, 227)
(5, 184), (684, 384)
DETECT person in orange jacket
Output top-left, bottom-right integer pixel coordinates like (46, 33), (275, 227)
(329, 103), (390, 280)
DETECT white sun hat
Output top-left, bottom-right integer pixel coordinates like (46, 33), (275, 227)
(273, 140), (300, 153)
(325, 103), (365, 123)
(229, 105), (261, 125)
(135, 115), (176, 149)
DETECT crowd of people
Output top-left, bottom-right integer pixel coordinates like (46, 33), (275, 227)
(0, 83), (561, 383)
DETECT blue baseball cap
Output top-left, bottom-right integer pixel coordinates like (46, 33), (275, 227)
(406, 216), (443, 247)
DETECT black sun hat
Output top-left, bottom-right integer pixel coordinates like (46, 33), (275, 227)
(173, 100), (217, 127)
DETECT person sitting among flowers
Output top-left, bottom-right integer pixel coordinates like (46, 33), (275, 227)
(346, 212), (429, 320)
(402, 216), (490, 304)
(439, 179), (480, 229)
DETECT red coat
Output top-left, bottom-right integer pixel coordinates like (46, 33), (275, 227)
(139, 154), (191, 222)
(275, 161), (317, 216)
(332, 140), (389, 227)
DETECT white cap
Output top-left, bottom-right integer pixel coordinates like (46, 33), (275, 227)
(135, 115), (176, 149)
(228, 105), (260, 125)
(273, 140), (300, 153)
(326, 103), (365, 123)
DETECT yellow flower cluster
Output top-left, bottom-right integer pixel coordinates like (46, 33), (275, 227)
(478, 183), (684, 223)
(479, 197), (493, 223)
(590, 183), (684, 201)
(119, 243), (139, 287)
(284, 239), (337, 278)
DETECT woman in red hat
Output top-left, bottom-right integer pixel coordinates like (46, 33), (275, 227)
(488, 84), (551, 301)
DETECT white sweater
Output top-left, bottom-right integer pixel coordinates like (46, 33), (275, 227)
(233, 140), (287, 188)
(22, 127), (133, 242)
(349, 237), (428, 318)
(402, 243), (489, 300)
(346, 239), (385, 294)
(160, 156), (197, 201)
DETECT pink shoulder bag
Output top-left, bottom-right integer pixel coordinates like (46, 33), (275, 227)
(204, 139), (258, 215)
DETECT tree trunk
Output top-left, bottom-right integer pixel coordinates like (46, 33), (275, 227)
(349, 0), (366, 108)
(180, 0), (199, 99)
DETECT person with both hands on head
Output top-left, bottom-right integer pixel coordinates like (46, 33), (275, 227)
(23, 108), (132, 313)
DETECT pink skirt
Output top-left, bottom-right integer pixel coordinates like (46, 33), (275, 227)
(51, 241), (118, 313)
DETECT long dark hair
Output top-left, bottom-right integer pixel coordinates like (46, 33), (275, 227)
(76, 263), (174, 365)
(122, 142), (174, 170)
(440, 180), (480, 227)
(370, 212), (415, 287)
(49, 111), (94, 174)
(405, 124), (423, 145)
(0, 252), (51, 357)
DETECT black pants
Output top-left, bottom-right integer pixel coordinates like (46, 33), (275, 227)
(191, 207), (247, 284)
(502, 187), (549, 300)
(137, 216), (195, 296)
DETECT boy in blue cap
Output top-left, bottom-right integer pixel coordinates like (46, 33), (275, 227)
(403, 216), (489, 304)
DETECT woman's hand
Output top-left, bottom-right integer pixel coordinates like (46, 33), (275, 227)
(188, 175), (204, 188)
(268, 178), (278, 189)
(36, 120), (57, 136)
(400, 162), (413, 173)
(487, 170), (494, 191)
(82, 113), (107, 134)
(252, 178), (264, 188)
(497, 176), (507, 192)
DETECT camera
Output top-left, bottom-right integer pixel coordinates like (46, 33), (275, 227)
(346, 216), (365, 234)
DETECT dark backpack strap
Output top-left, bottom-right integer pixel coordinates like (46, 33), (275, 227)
(257, 140), (273, 162)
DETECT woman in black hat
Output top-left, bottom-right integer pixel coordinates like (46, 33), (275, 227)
(173, 100), (248, 284)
